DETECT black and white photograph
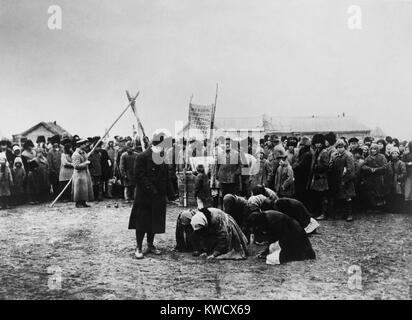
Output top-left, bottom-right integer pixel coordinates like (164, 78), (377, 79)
(0, 0), (411, 305)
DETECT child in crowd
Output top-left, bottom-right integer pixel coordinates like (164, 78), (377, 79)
(11, 157), (26, 205)
(273, 152), (294, 198)
(194, 164), (212, 209)
(0, 155), (13, 209)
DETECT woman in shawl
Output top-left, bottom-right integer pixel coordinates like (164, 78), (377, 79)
(222, 193), (250, 228)
(34, 148), (51, 203)
(190, 207), (249, 260)
(0, 154), (13, 209)
(21, 140), (39, 204)
(361, 143), (388, 210)
(387, 147), (406, 213)
(245, 210), (316, 264)
(59, 143), (74, 201)
(11, 157), (26, 205)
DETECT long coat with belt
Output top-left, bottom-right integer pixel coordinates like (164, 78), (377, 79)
(128, 148), (173, 233)
(71, 148), (94, 202)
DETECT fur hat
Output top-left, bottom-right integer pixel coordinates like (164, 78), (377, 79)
(0, 138), (9, 146)
(312, 134), (325, 145)
(23, 139), (35, 150)
(49, 134), (61, 145)
(370, 143), (379, 151)
(36, 135), (46, 144)
(269, 135), (280, 143)
(363, 136), (373, 144)
(324, 132), (337, 146)
(348, 137), (359, 144)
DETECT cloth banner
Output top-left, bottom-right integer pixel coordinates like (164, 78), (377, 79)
(188, 103), (214, 138)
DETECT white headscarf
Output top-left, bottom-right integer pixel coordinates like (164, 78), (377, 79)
(190, 211), (208, 231)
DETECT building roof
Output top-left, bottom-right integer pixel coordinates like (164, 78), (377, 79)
(214, 116), (263, 131)
(264, 115), (370, 134)
(17, 121), (70, 137)
(179, 114), (370, 137)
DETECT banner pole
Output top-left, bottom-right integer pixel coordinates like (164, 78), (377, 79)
(49, 93), (139, 208)
(183, 94), (193, 207)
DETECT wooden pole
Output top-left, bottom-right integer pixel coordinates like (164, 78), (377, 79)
(126, 90), (147, 151)
(210, 84), (219, 202)
(183, 94), (194, 207)
(49, 92), (140, 208)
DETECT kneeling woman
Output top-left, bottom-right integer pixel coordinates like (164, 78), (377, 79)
(190, 208), (249, 260)
(246, 210), (316, 264)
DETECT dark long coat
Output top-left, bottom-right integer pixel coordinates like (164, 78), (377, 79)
(330, 150), (356, 200)
(246, 210), (315, 264)
(292, 145), (312, 204)
(128, 148), (173, 233)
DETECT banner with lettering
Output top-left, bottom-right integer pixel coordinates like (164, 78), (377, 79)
(188, 103), (214, 138)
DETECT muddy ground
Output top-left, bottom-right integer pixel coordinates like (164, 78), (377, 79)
(0, 200), (411, 300)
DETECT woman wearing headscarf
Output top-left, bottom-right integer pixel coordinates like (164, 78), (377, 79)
(34, 148), (51, 203)
(247, 193), (319, 235)
(11, 157), (26, 205)
(292, 136), (312, 208)
(361, 143), (388, 210)
(0, 154), (13, 209)
(222, 193), (249, 226)
(249, 149), (270, 190)
(245, 210), (316, 264)
(190, 207), (248, 260)
(21, 140), (38, 204)
(174, 209), (197, 253)
(387, 147), (406, 213)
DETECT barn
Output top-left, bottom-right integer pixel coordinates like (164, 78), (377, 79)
(12, 121), (71, 145)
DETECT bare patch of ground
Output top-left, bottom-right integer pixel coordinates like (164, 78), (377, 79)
(0, 200), (410, 300)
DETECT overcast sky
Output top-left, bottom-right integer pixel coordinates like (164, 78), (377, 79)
(1, 0), (411, 140)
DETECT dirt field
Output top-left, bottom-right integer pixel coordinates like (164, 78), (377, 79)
(0, 200), (411, 300)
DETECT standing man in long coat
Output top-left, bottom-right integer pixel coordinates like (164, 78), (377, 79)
(128, 132), (173, 259)
(72, 139), (94, 208)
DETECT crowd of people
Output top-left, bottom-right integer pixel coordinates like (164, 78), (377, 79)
(0, 132), (411, 216)
(0, 130), (411, 263)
